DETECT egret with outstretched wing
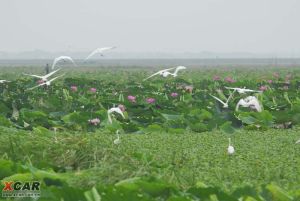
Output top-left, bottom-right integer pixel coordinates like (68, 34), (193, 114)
(52, 56), (76, 69)
(23, 68), (61, 81)
(85, 47), (116, 60)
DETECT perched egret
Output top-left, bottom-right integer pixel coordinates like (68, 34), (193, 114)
(23, 68), (61, 81)
(143, 66), (187, 81)
(210, 90), (236, 108)
(225, 87), (262, 94)
(85, 47), (116, 60)
(227, 138), (235, 155)
(113, 130), (121, 145)
(52, 56), (77, 69)
(107, 107), (125, 124)
(27, 74), (65, 90)
(236, 96), (262, 112)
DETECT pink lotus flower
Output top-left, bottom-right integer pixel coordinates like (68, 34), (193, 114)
(70, 85), (78, 92)
(267, 80), (273, 84)
(118, 104), (126, 112)
(88, 118), (100, 126)
(213, 75), (221, 81)
(259, 86), (268, 91)
(90, 88), (97, 93)
(127, 95), (136, 103)
(171, 92), (178, 97)
(146, 98), (155, 104)
(185, 86), (193, 93)
(37, 79), (44, 84)
(224, 77), (236, 83)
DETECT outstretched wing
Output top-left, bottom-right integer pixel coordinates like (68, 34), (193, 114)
(27, 82), (46, 91)
(210, 94), (226, 105)
(49, 74), (65, 83)
(44, 68), (61, 79)
(23, 73), (43, 79)
(143, 67), (176, 81)
(85, 49), (100, 60)
(173, 66), (186, 75)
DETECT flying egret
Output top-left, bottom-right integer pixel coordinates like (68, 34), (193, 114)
(225, 87), (262, 94)
(0, 80), (10, 83)
(107, 107), (125, 124)
(113, 130), (121, 145)
(52, 56), (77, 69)
(27, 74), (65, 90)
(236, 96), (262, 112)
(210, 90), (236, 108)
(85, 47), (116, 60)
(227, 138), (235, 155)
(143, 66), (186, 81)
(23, 68), (61, 81)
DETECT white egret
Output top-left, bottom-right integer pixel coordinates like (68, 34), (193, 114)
(225, 87), (262, 94)
(210, 90), (236, 108)
(107, 107), (125, 124)
(227, 138), (235, 155)
(52, 56), (77, 69)
(236, 96), (262, 112)
(27, 74), (65, 90)
(143, 66), (187, 81)
(23, 68), (61, 81)
(85, 47), (116, 60)
(113, 130), (121, 145)
(0, 80), (10, 83)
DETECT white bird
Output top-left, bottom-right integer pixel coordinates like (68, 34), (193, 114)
(52, 56), (77, 69)
(0, 80), (10, 83)
(27, 74), (65, 90)
(210, 90), (236, 108)
(227, 138), (235, 155)
(23, 68), (61, 81)
(107, 107), (125, 124)
(113, 130), (121, 145)
(236, 96), (262, 112)
(85, 47), (116, 60)
(143, 66), (186, 81)
(225, 87), (261, 94)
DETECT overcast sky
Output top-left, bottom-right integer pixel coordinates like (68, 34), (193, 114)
(0, 0), (299, 55)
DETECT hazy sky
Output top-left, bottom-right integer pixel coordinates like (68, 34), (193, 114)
(0, 0), (299, 54)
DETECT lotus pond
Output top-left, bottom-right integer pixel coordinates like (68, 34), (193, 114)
(0, 66), (300, 200)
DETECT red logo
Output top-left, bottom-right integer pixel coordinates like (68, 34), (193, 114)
(3, 182), (13, 191)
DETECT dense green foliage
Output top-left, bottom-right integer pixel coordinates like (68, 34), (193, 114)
(0, 66), (300, 200)
(0, 66), (300, 133)
(0, 126), (300, 200)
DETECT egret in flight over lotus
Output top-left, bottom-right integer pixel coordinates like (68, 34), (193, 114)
(23, 68), (61, 82)
(27, 74), (65, 91)
(52, 56), (77, 69)
(236, 96), (262, 112)
(143, 66), (187, 81)
(107, 107), (125, 124)
(85, 47), (116, 61)
(225, 87), (262, 94)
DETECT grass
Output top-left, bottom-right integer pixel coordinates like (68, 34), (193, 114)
(1, 126), (300, 192)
